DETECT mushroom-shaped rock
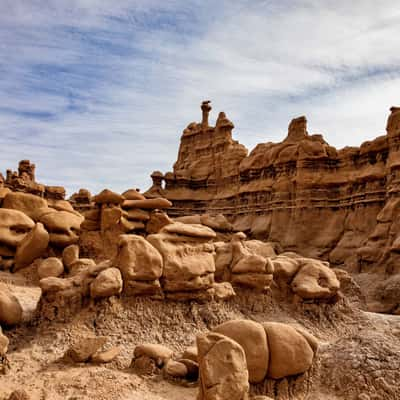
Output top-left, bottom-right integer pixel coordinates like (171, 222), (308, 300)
(0, 284), (23, 326)
(262, 322), (315, 379)
(197, 332), (249, 400)
(213, 319), (268, 383)
(37, 257), (64, 279)
(291, 259), (340, 300)
(90, 267), (123, 299)
(122, 189), (146, 200)
(93, 189), (124, 205)
(0, 209), (34, 248)
(122, 198), (172, 209)
(14, 223), (49, 271)
(39, 211), (83, 247)
(2, 192), (47, 220)
(0, 326), (9, 356)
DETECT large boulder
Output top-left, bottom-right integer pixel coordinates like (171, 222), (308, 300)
(90, 267), (123, 299)
(262, 322), (315, 379)
(0, 209), (34, 248)
(116, 235), (163, 281)
(2, 192), (47, 220)
(197, 332), (249, 400)
(115, 235), (163, 295)
(14, 222), (49, 270)
(39, 210), (83, 247)
(147, 223), (216, 299)
(213, 319), (268, 383)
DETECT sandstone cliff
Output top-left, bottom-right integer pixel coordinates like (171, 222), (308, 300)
(156, 103), (400, 271)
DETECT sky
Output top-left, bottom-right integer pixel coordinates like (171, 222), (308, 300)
(1, 0), (400, 196)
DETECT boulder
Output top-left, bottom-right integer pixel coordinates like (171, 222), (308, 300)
(122, 198), (172, 209)
(213, 319), (268, 383)
(291, 259), (340, 300)
(182, 345), (198, 362)
(62, 244), (79, 269)
(122, 189), (146, 200)
(68, 258), (96, 276)
(162, 222), (216, 239)
(164, 359), (188, 378)
(115, 235), (163, 282)
(0, 209), (34, 248)
(66, 336), (107, 362)
(200, 214), (232, 232)
(37, 257), (64, 279)
(2, 192), (47, 220)
(91, 346), (121, 363)
(134, 343), (173, 366)
(262, 322), (315, 379)
(146, 210), (173, 234)
(90, 267), (123, 299)
(0, 284), (23, 326)
(197, 332), (249, 400)
(39, 276), (73, 293)
(14, 223), (49, 270)
(147, 224), (216, 295)
(40, 211), (83, 247)
(212, 282), (236, 301)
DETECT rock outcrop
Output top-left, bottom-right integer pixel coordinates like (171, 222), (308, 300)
(156, 102), (400, 274)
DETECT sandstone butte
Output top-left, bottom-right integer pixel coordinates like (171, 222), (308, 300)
(0, 101), (400, 400)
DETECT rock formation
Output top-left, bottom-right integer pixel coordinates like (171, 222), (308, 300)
(157, 103), (400, 272)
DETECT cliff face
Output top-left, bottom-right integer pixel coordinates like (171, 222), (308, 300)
(156, 103), (400, 269)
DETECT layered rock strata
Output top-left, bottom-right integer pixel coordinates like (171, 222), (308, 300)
(156, 103), (400, 268)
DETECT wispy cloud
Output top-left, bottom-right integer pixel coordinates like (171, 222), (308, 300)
(0, 0), (400, 195)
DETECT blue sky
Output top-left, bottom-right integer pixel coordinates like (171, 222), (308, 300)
(1, 0), (400, 195)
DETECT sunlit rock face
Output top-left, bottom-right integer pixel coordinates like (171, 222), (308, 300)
(158, 103), (400, 269)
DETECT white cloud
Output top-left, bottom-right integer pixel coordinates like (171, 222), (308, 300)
(0, 0), (399, 195)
